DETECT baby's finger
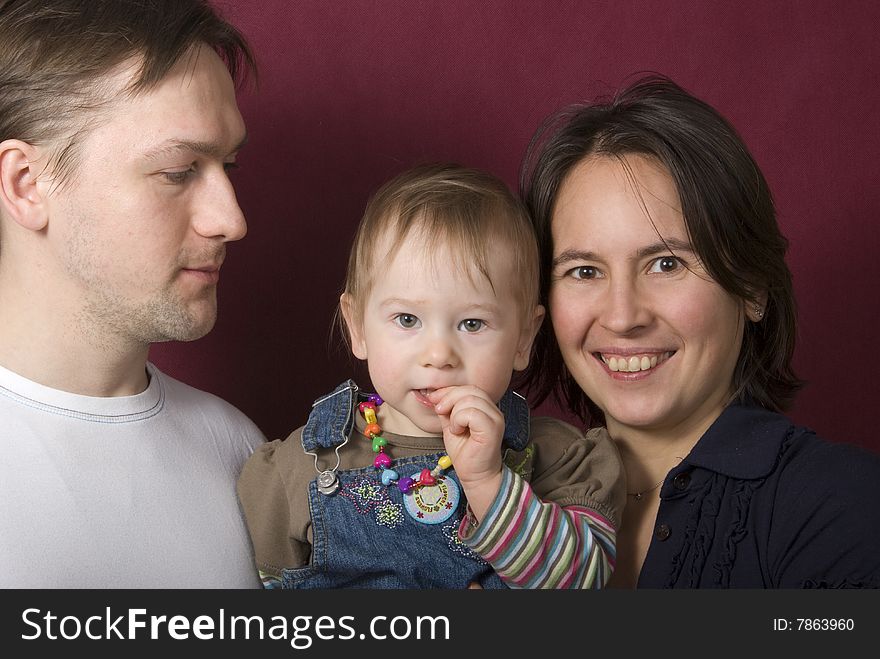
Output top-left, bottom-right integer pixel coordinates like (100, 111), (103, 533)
(428, 385), (493, 415)
(448, 397), (502, 439)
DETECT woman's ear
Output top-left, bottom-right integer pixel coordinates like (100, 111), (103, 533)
(340, 293), (368, 360)
(0, 140), (49, 231)
(744, 292), (769, 322)
(513, 304), (546, 371)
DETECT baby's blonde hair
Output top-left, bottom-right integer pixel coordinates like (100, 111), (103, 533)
(339, 163), (539, 344)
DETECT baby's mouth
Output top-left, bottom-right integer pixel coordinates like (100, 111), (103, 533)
(413, 389), (437, 407)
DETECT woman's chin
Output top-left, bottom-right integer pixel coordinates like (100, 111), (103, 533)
(602, 401), (672, 435)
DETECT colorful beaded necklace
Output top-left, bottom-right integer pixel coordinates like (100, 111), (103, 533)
(359, 394), (453, 492)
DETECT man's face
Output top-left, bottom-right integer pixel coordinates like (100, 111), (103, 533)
(41, 45), (247, 345)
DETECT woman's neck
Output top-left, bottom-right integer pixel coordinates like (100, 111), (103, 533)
(607, 391), (731, 475)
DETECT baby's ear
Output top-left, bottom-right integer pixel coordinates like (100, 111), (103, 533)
(0, 139), (49, 231)
(340, 293), (368, 360)
(513, 304), (545, 371)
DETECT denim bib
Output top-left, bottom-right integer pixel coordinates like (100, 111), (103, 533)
(282, 380), (530, 589)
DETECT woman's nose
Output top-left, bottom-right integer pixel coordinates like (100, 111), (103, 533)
(599, 278), (652, 334)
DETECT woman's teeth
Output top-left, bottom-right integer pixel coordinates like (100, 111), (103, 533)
(601, 352), (671, 372)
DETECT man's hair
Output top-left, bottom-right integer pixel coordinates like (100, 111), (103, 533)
(0, 0), (254, 187)
(339, 163), (540, 343)
(520, 74), (802, 424)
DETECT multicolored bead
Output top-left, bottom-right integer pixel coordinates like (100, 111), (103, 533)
(359, 395), (452, 498)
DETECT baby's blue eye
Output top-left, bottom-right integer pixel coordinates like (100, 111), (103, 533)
(459, 319), (484, 332)
(395, 314), (419, 329)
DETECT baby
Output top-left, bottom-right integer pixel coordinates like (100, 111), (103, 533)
(237, 163), (625, 588)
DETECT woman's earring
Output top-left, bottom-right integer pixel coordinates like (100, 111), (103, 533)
(753, 304), (764, 320)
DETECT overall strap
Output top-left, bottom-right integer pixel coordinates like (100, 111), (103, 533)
(301, 380), (359, 451)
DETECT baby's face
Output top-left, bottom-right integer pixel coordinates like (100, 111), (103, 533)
(348, 233), (540, 436)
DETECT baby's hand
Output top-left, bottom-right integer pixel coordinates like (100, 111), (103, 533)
(428, 386), (504, 521)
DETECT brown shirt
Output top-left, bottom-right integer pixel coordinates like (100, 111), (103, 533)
(237, 414), (625, 580)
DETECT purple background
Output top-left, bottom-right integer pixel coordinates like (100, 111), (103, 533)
(151, 0), (880, 452)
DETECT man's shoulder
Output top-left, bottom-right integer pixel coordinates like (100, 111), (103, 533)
(150, 364), (267, 446)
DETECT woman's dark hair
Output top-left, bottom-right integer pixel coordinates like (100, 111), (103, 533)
(520, 74), (802, 425)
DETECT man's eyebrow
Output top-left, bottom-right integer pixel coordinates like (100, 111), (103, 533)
(143, 133), (248, 161)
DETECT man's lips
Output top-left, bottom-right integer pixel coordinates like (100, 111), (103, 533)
(181, 265), (221, 284)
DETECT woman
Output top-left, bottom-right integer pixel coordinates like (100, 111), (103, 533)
(520, 75), (880, 588)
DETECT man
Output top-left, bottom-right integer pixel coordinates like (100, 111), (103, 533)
(0, 0), (266, 587)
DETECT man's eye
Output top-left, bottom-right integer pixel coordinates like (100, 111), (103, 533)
(568, 265), (597, 280)
(394, 314), (420, 329)
(458, 319), (484, 333)
(162, 168), (194, 184)
(648, 256), (682, 273)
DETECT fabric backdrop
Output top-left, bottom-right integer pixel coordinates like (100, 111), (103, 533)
(150, 0), (880, 453)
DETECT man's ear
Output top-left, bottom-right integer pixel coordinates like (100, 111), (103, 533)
(0, 140), (49, 231)
(340, 293), (368, 360)
(513, 304), (546, 371)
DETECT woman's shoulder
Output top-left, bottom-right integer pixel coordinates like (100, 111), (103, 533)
(776, 423), (880, 499)
(763, 422), (880, 587)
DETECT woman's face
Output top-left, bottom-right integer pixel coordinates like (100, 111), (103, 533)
(549, 154), (746, 444)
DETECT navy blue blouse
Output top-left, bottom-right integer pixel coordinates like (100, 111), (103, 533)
(638, 401), (880, 588)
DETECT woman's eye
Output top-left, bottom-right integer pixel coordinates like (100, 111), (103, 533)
(649, 256), (682, 274)
(568, 265), (598, 280)
(458, 319), (484, 333)
(394, 314), (420, 329)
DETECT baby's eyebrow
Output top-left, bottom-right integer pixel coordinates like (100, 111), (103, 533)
(458, 302), (502, 315)
(379, 297), (426, 309)
(378, 298), (501, 315)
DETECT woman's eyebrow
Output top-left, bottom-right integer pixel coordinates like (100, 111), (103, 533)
(637, 238), (694, 258)
(552, 249), (598, 267)
(553, 240), (695, 267)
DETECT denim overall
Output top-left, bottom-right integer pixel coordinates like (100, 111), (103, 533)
(282, 380), (530, 589)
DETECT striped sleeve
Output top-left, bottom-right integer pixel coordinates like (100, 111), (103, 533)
(459, 465), (617, 589)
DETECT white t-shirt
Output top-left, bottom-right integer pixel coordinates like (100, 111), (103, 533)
(0, 362), (266, 588)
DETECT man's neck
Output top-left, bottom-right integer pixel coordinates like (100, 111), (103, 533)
(0, 278), (150, 397)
